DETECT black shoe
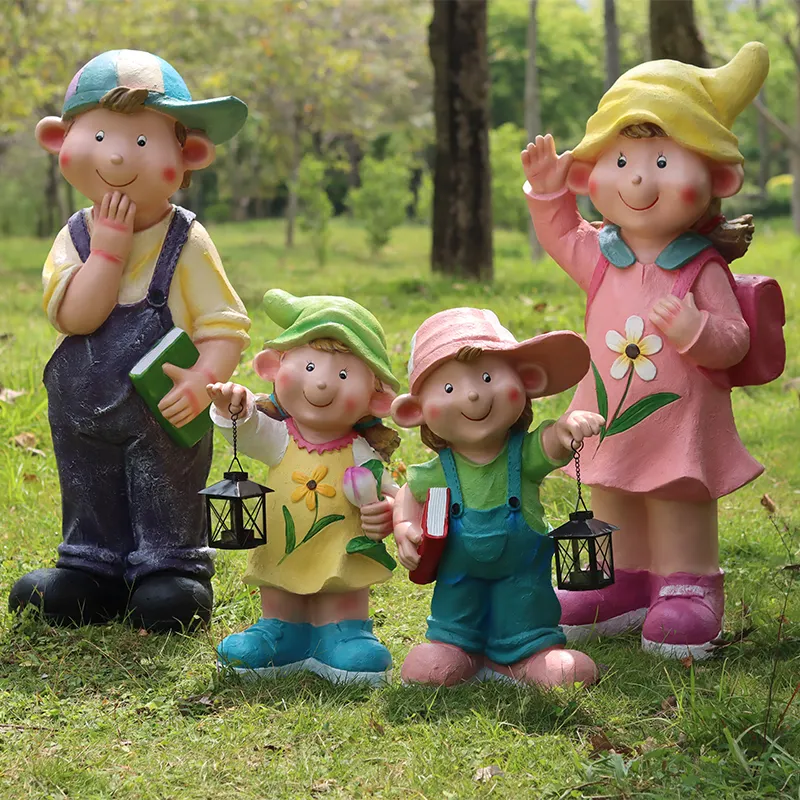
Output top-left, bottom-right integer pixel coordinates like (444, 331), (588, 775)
(8, 567), (128, 626)
(127, 572), (213, 632)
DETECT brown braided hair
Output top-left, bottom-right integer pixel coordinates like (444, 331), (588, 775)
(254, 338), (400, 462)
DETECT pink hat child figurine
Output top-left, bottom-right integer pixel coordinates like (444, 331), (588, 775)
(391, 308), (603, 687)
(521, 43), (783, 659)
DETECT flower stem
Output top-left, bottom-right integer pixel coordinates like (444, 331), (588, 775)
(607, 366), (634, 431)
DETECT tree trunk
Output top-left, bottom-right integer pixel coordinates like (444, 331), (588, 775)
(43, 154), (59, 236)
(285, 110), (303, 249)
(604, 0), (621, 89)
(754, 0), (770, 196)
(649, 0), (709, 66)
(524, 0), (543, 261)
(793, 0), (800, 233)
(429, 0), (493, 280)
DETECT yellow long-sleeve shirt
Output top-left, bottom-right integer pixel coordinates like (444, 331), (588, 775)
(42, 206), (251, 346)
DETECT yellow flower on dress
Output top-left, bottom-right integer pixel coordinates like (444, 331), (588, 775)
(606, 315), (662, 382)
(291, 465), (336, 511)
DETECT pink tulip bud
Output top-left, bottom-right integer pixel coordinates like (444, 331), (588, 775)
(343, 466), (379, 507)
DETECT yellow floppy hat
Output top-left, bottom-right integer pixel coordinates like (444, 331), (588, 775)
(572, 42), (769, 164)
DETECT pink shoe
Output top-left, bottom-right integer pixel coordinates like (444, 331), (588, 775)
(558, 569), (651, 643)
(483, 646), (598, 687)
(641, 571), (724, 661)
(400, 642), (482, 686)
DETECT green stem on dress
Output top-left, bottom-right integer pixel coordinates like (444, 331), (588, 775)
(600, 366), (634, 443)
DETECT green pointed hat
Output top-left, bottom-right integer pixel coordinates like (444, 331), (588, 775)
(263, 290), (400, 391)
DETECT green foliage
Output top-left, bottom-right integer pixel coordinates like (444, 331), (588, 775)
(415, 170), (433, 224)
(296, 155), (334, 266)
(0, 219), (798, 797)
(350, 156), (413, 255)
(490, 123), (529, 232)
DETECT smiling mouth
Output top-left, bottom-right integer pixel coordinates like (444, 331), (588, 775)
(303, 391), (333, 408)
(461, 404), (493, 422)
(96, 170), (138, 188)
(619, 193), (659, 211)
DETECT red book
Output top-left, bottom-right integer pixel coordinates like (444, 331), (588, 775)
(409, 487), (450, 585)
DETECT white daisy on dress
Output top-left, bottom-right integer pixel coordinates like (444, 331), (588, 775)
(606, 315), (663, 382)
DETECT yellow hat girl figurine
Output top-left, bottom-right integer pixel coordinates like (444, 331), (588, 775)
(519, 43), (785, 661)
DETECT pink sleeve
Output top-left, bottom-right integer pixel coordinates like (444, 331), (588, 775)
(523, 183), (600, 292)
(677, 261), (750, 370)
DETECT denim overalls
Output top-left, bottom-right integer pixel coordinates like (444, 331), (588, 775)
(427, 431), (566, 664)
(44, 207), (214, 584)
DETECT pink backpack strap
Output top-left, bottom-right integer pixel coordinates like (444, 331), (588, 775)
(586, 253), (610, 310)
(672, 247), (734, 298)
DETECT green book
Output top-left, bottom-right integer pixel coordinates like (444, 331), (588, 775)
(129, 327), (213, 448)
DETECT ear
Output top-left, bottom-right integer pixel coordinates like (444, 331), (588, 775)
(710, 163), (744, 198)
(368, 385), (397, 418)
(182, 132), (216, 171)
(390, 394), (425, 429)
(36, 116), (69, 155)
(519, 363), (548, 398)
(253, 349), (282, 382)
(566, 161), (594, 195)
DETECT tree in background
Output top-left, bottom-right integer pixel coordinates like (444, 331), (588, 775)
(524, 0), (543, 260)
(604, 0), (621, 88)
(296, 155), (334, 267)
(429, 0), (493, 280)
(649, 0), (709, 66)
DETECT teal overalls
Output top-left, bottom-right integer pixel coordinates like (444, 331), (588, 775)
(426, 432), (566, 665)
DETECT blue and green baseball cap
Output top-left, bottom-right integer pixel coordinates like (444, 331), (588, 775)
(62, 49), (247, 145)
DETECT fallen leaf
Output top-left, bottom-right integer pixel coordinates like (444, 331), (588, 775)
(661, 695), (677, 712)
(533, 302), (548, 312)
(138, 628), (150, 637)
(782, 564), (800, 573)
(0, 388), (25, 404)
(0, 333), (13, 341)
(473, 765), (504, 782)
(680, 654), (694, 669)
(25, 448), (46, 458)
(178, 694), (217, 715)
(368, 716), (385, 736)
(638, 737), (659, 754)
(589, 730), (633, 757)
(760, 493), (778, 514)
(12, 433), (37, 449)
(23, 474), (38, 483)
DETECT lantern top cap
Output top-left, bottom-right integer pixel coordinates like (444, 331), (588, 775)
(198, 475), (272, 499)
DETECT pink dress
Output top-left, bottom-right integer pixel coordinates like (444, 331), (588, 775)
(525, 185), (763, 502)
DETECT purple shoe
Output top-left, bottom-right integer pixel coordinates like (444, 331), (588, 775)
(558, 569), (651, 643)
(641, 571), (724, 661)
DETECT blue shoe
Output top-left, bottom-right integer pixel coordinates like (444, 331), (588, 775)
(217, 618), (311, 677)
(310, 619), (392, 685)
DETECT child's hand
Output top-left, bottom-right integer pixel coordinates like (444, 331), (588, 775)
(394, 521), (423, 571)
(206, 381), (249, 419)
(543, 410), (605, 462)
(521, 134), (574, 195)
(650, 293), (704, 350)
(359, 497), (395, 541)
(158, 365), (213, 428)
(90, 191), (136, 264)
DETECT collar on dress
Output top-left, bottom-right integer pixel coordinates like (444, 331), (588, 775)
(286, 417), (357, 454)
(599, 223), (713, 270)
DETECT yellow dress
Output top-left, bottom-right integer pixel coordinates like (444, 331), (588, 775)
(243, 422), (393, 594)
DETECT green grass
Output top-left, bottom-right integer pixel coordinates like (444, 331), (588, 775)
(0, 217), (798, 799)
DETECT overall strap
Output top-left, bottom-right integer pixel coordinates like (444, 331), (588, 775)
(439, 448), (464, 517)
(585, 253), (610, 318)
(671, 247), (733, 299)
(147, 206), (196, 308)
(505, 431), (524, 509)
(67, 210), (91, 264)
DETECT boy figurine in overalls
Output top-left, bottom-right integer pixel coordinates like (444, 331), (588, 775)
(9, 50), (251, 631)
(392, 308), (603, 687)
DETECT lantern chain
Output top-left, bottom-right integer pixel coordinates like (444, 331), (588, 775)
(227, 403), (245, 473)
(571, 439), (588, 513)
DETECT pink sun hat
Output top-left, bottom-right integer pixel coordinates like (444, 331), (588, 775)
(407, 307), (590, 396)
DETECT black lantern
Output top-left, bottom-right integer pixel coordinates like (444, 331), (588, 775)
(550, 441), (617, 591)
(199, 406), (272, 550)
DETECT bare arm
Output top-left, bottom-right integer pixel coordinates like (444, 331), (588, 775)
(392, 484), (425, 571)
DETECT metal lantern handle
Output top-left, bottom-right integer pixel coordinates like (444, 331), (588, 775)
(228, 402), (245, 474)
(571, 439), (589, 514)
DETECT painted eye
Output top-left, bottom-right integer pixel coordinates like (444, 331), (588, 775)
(306, 362), (315, 372)
(482, 372), (491, 383)
(338, 369), (348, 380)
(444, 383), (454, 394)
(137, 135), (147, 147)
(617, 154), (627, 168)
(656, 155), (667, 169)
(95, 131), (105, 142)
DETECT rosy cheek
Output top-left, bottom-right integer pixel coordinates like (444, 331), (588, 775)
(59, 151), (71, 169)
(426, 404), (441, 421)
(162, 166), (177, 183)
(588, 178), (597, 195)
(344, 397), (358, 414)
(276, 372), (292, 391)
(680, 186), (698, 205)
(507, 387), (521, 403)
